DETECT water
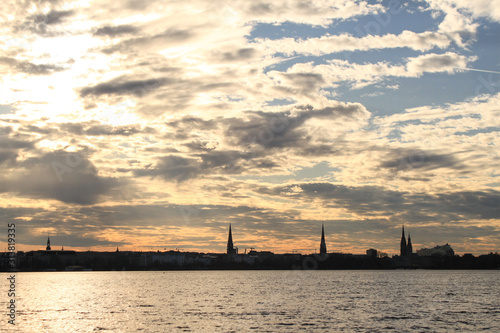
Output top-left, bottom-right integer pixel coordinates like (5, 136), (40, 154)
(1, 270), (499, 332)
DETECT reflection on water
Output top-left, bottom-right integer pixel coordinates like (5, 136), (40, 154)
(1, 270), (499, 332)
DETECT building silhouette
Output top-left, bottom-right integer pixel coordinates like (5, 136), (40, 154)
(400, 225), (406, 256)
(46, 236), (51, 251)
(417, 243), (454, 257)
(366, 248), (378, 258)
(226, 224), (237, 254)
(400, 225), (413, 257)
(407, 232), (413, 255)
(320, 224), (327, 254)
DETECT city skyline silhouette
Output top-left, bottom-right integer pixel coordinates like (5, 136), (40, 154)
(0, 0), (499, 257)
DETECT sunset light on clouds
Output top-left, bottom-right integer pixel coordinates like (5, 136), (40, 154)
(0, 0), (499, 255)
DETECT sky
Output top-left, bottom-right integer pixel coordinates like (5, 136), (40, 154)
(0, 0), (499, 255)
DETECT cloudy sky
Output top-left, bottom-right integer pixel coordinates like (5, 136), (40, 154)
(1, 0), (499, 255)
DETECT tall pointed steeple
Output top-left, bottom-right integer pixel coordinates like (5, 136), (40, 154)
(320, 224), (327, 254)
(46, 236), (51, 251)
(400, 225), (407, 257)
(226, 224), (237, 254)
(406, 231), (412, 256)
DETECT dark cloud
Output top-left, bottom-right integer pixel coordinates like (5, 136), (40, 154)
(0, 134), (35, 167)
(0, 151), (120, 204)
(166, 116), (219, 131)
(73, 203), (303, 236)
(281, 73), (324, 86)
(0, 57), (65, 75)
(224, 104), (367, 149)
(100, 28), (194, 54)
(134, 149), (273, 182)
(380, 150), (468, 173)
(18, 10), (74, 35)
(258, 182), (406, 215)
(0, 151), (18, 165)
(154, 66), (183, 73)
(184, 140), (219, 152)
(436, 190), (500, 220)
(32, 10), (73, 25)
(409, 53), (462, 72)
(164, 116), (220, 142)
(134, 155), (201, 182)
(296, 143), (341, 156)
(1, 136), (35, 150)
(155, 27), (192, 40)
(142, 147), (179, 154)
(220, 48), (257, 61)
(131, 74), (241, 116)
(80, 76), (169, 97)
(199, 150), (257, 174)
(272, 73), (325, 96)
(57, 122), (155, 136)
(255, 159), (279, 168)
(0, 126), (13, 135)
(400, 176), (431, 182)
(59, 123), (84, 135)
(250, 3), (273, 14)
(19, 125), (57, 135)
(257, 182), (500, 221)
(93, 24), (139, 37)
(198, 82), (234, 92)
(84, 124), (144, 136)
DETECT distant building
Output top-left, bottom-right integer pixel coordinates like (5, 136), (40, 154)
(366, 249), (377, 258)
(320, 224), (327, 255)
(417, 244), (455, 257)
(46, 236), (51, 251)
(407, 232), (413, 255)
(399, 226), (413, 257)
(226, 224), (238, 255)
(400, 226), (407, 256)
(247, 250), (274, 256)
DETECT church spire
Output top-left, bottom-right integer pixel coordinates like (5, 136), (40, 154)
(407, 231), (413, 256)
(400, 225), (407, 257)
(227, 224), (237, 254)
(320, 224), (327, 254)
(46, 236), (51, 251)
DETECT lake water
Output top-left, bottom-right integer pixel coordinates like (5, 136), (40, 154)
(1, 270), (499, 332)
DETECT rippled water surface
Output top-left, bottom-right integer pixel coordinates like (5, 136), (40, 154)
(1, 270), (499, 332)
